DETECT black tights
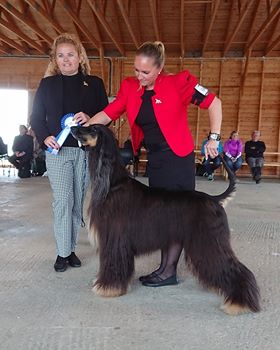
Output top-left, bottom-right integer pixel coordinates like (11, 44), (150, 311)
(153, 242), (183, 278)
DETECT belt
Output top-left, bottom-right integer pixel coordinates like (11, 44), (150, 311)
(145, 141), (171, 154)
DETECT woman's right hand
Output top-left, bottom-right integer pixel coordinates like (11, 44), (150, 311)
(44, 136), (60, 150)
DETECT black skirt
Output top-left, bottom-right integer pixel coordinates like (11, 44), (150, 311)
(146, 150), (195, 191)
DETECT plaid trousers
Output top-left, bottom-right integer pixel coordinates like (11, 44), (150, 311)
(46, 147), (88, 257)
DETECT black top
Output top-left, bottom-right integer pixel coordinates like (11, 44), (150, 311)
(12, 134), (34, 159)
(135, 89), (165, 146)
(245, 140), (266, 158)
(30, 73), (108, 148)
(62, 73), (83, 147)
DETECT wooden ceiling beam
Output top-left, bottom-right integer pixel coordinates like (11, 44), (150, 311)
(25, 0), (65, 35)
(265, 33), (280, 55)
(0, 1), (53, 45)
(202, 0), (221, 55)
(0, 32), (27, 53)
(223, 0), (255, 56)
(116, 0), (139, 48)
(149, 0), (160, 41)
(265, 13), (280, 51)
(58, 0), (100, 50)
(246, 2), (280, 51)
(180, 0), (185, 58)
(0, 16), (46, 53)
(87, 0), (125, 55)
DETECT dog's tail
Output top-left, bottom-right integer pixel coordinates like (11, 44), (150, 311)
(212, 156), (236, 207)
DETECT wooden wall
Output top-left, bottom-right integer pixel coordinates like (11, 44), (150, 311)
(0, 56), (279, 177)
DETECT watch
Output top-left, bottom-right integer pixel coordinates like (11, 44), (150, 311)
(208, 132), (221, 141)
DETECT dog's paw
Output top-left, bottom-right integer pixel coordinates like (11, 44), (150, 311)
(92, 283), (126, 297)
(221, 301), (249, 316)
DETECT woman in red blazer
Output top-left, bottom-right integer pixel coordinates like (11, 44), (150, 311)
(77, 41), (222, 288)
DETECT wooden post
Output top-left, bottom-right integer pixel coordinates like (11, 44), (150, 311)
(258, 59), (265, 131)
(218, 60), (224, 99)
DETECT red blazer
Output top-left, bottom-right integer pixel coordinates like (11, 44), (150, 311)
(104, 70), (215, 156)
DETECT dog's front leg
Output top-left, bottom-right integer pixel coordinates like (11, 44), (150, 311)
(93, 237), (135, 297)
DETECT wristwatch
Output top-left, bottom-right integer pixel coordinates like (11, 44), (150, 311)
(208, 132), (221, 141)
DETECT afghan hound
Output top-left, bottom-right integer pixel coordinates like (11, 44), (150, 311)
(71, 124), (260, 315)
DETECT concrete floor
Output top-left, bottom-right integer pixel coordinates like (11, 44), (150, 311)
(0, 172), (280, 350)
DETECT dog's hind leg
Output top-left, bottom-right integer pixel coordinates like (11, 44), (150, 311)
(93, 230), (135, 297)
(186, 211), (260, 315)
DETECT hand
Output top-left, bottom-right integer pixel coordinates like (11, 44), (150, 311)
(73, 112), (90, 125)
(44, 136), (60, 150)
(15, 151), (25, 157)
(204, 140), (219, 159)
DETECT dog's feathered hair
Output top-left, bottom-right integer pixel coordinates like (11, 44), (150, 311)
(71, 124), (260, 315)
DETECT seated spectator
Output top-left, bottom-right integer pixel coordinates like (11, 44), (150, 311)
(0, 136), (7, 156)
(201, 136), (223, 181)
(245, 130), (266, 184)
(28, 128), (46, 176)
(223, 131), (243, 174)
(8, 125), (34, 178)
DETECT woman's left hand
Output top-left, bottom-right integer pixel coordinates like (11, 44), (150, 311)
(73, 112), (90, 125)
(204, 139), (219, 159)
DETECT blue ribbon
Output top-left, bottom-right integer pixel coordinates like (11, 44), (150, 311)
(47, 113), (79, 155)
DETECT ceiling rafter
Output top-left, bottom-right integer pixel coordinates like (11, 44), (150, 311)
(116, 0), (139, 48)
(0, 1), (53, 45)
(25, 0), (65, 35)
(265, 33), (280, 55)
(202, 0), (221, 55)
(0, 39), (11, 53)
(246, 2), (280, 51)
(57, 0), (100, 50)
(149, 0), (160, 41)
(112, 0), (124, 48)
(245, 0), (262, 46)
(180, 0), (184, 57)
(0, 16), (46, 53)
(0, 31), (27, 53)
(223, 0), (255, 56)
(223, 0), (235, 53)
(265, 13), (280, 52)
(87, 0), (125, 56)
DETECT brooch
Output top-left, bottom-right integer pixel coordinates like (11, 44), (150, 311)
(83, 81), (88, 86)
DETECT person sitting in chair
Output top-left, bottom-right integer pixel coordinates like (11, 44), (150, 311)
(8, 125), (34, 178)
(0, 136), (7, 156)
(245, 130), (266, 184)
(201, 135), (223, 181)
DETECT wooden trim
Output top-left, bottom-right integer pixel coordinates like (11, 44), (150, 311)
(258, 60), (265, 131)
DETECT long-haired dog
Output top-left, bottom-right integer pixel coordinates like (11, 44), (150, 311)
(71, 124), (260, 315)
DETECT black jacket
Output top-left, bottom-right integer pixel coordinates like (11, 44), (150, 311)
(30, 73), (108, 146)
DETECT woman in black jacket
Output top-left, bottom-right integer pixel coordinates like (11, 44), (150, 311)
(31, 33), (108, 272)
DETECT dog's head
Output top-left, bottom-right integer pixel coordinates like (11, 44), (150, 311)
(71, 125), (101, 148)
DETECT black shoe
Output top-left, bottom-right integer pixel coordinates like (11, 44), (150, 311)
(142, 274), (178, 287)
(139, 271), (158, 282)
(67, 252), (81, 267)
(54, 256), (68, 272)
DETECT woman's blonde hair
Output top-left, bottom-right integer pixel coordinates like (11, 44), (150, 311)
(44, 33), (91, 77)
(136, 41), (165, 68)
